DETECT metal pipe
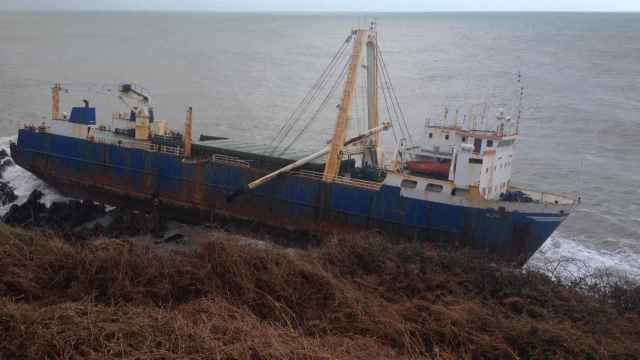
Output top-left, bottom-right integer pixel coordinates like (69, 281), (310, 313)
(52, 84), (61, 120)
(184, 107), (193, 158)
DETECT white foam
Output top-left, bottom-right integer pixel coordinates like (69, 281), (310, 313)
(0, 135), (66, 216)
(527, 232), (640, 282)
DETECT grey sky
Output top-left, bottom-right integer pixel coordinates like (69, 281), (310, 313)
(2, 0), (639, 12)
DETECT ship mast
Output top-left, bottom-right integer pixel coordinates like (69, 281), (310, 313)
(184, 107), (193, 158)
(52, 83), (62, 121)
(363, 21), (380, 167)
(322, 29), (366, 182)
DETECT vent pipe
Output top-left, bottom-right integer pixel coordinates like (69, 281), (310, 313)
(52, 83), (61, 120)
(184, 107), (193, 158)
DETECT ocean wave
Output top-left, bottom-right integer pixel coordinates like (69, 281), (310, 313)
(527, 233), (640, 281)
(0, 135), (65, 216)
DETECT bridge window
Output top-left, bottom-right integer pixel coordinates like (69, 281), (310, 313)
(425, 183), (444, 193)
(401, 179), (417, 189)
(487, 140), (494, 147)
(428, 133), (433, 139)
(445, 134), (450, 140)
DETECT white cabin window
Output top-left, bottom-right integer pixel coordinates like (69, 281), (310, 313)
(425, 183), (444, 193)
(401, 179), (418, 189)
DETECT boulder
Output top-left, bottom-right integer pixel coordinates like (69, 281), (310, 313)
(0, 181), (17, 206)
(2, 190), (46, 226)
(0, 158), (14, 178)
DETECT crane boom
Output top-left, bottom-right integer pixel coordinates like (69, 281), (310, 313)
(227, 122), (391, 202)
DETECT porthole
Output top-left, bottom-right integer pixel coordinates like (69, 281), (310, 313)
(401, 179), (418, 189)
(425, 183), (444, 193)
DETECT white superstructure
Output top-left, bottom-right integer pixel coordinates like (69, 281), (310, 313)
(408, 110), (519, 201)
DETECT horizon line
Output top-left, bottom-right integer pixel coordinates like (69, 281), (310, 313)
(1, 9), (639, 14)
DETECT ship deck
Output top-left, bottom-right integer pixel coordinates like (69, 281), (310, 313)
(44, 119), (330, 173)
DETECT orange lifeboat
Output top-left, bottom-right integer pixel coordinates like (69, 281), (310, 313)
(406, 159), (451, 178)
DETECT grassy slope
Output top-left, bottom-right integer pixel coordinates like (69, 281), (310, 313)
(1, 224), (639, 359)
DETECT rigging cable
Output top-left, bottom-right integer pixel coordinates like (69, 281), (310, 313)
(377, 44), (414, 146)
(378, 58), (405, 142)
(277, 55), (352, 156)
(266, 35), (353, 156)
(379, 61), (399, 144)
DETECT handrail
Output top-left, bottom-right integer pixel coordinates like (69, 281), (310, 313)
(508, 185), (577, 205)
(95, 136), (184, 157)
(210, 154), (251, 168)
(291, 169), (382, 191)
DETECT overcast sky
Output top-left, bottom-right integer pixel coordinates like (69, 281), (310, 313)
(2, 0), (639, 12)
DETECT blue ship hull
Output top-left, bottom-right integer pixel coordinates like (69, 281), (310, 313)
(11, 129), (568, 262)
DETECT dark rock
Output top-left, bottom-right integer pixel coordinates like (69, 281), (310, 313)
(0, 158), (14, 178)
(155, 232), (185, 245)
(2, 190), (46, 226)
(105, 208), (160, 237)
(0, 149), (8, 160)
(46, 199), (106, 229)
(0, 181), (17, 206)
(2, 188), (166, 241)
(2, 190), (108, 232)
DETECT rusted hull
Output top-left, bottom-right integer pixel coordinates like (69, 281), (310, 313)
(12, 129), (566, 263)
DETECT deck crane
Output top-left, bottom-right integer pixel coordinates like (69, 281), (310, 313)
(117, 83), (154, 122)
(228, 24), (397, 202)
(227, 122), (391, 202)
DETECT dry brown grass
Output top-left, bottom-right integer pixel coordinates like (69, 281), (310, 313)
(1, 224), (639, 359)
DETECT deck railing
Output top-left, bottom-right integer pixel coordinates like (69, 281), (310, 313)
(95, 136), (185, 157)
(181, 154), (251, 168)
(291, 169), (382, 191)
(508, 185), (577, 206)
(210, 154), (251, 168)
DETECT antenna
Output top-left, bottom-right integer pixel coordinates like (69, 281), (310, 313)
(443, 106), (448, 126)
(454, 109), (459, 128)
(516, 71), (524, 135)
(480, 101), (488, 130)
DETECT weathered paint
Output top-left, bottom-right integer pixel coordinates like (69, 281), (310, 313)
(12, 129), (570, 263)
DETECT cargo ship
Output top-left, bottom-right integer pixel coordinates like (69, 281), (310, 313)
(10, 24), (577, 262)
